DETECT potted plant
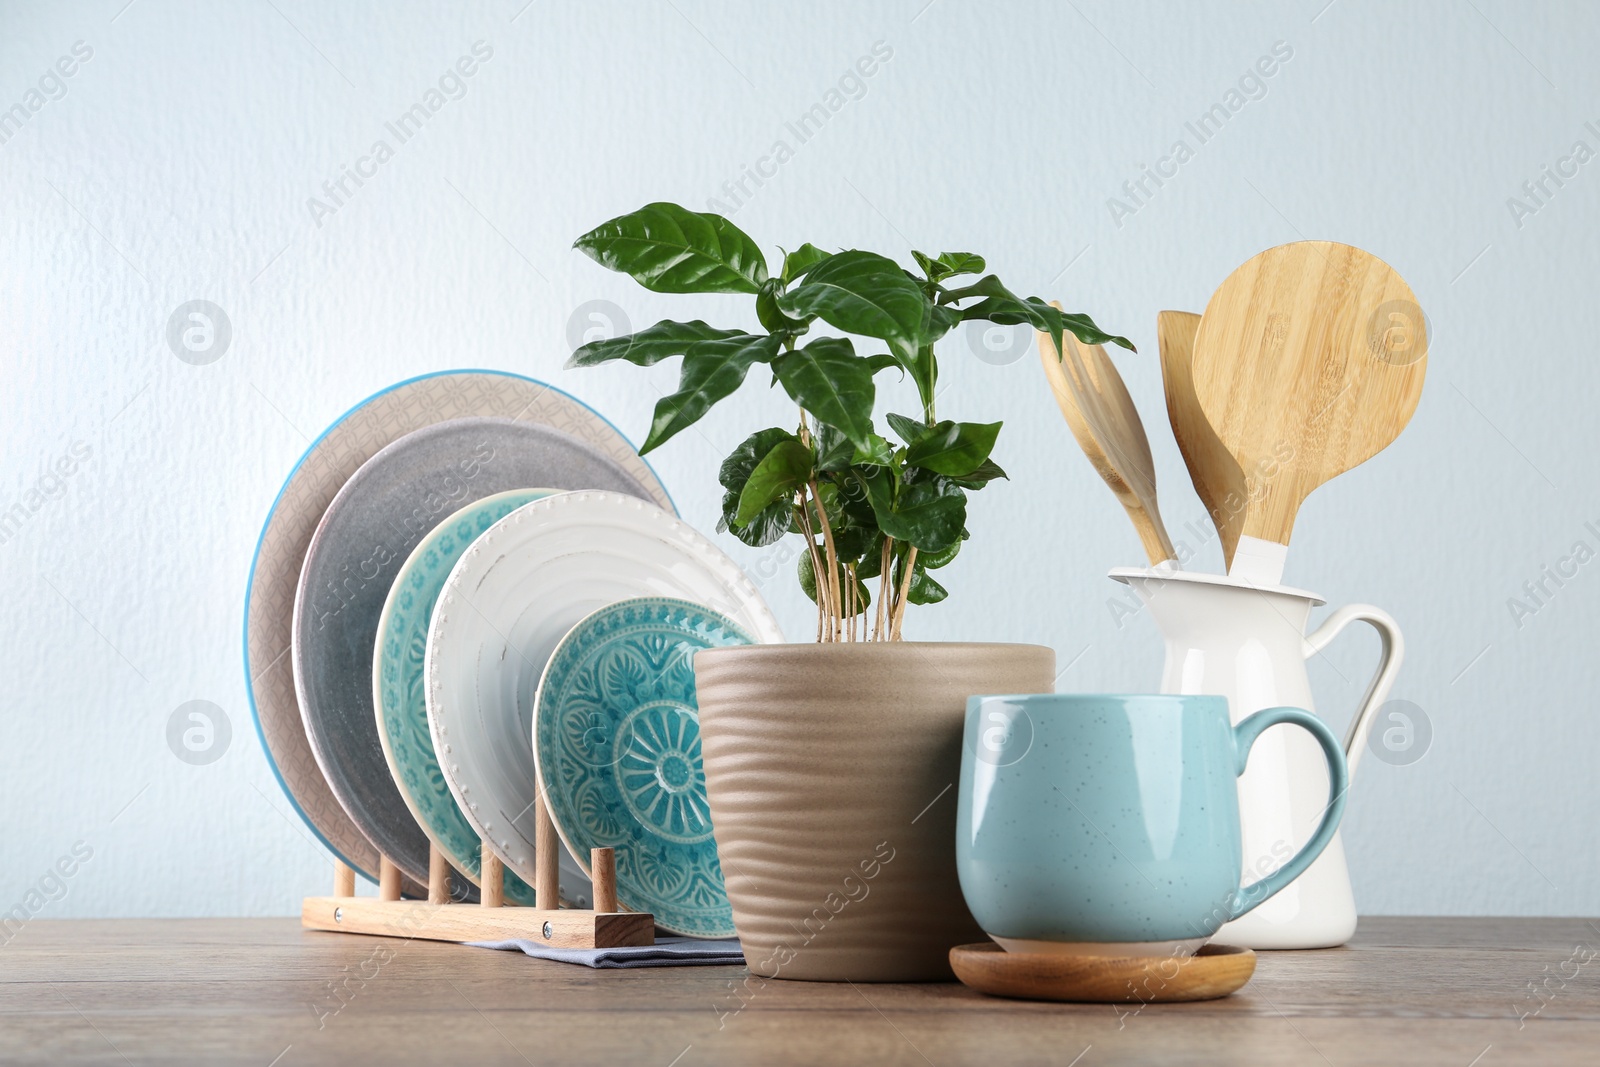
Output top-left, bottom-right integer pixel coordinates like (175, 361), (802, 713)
(570, 202), (1132, 980)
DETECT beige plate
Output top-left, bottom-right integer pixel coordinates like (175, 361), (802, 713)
(950, 941), (1256, 1003)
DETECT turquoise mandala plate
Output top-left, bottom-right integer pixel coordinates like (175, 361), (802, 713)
(533, 597), (753, 938)
(373, 489), (559, 907)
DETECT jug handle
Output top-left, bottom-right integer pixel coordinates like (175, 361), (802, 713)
(1303, 604), (1404, 779)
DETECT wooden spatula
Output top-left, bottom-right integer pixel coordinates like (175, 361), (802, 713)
(1037, 308), (1176, 566)
(1157, 310), (1247, 568)
(1189, 241), (1427, 584)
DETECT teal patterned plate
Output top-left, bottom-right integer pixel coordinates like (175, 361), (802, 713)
(373, 489), (560, 907)
(533, 597), (753, 937)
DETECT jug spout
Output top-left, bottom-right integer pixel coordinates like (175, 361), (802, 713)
(1109, 567), (1323, 661)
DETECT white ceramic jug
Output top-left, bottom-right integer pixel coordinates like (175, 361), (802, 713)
(1108, 566), (1403, 949)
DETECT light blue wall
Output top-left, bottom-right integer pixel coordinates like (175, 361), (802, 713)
(1, 0), (1591, 918)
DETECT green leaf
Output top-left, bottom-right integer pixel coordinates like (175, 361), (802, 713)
(574, 202), (768, 295)
(798, 549), (871, 616)
(890, 551), (952, 605)
(939, 273), (1022, 305)
(1056, 310), (1133, 351)
(920, 534), (963, 570)
(718, 428), (800, 546)
(936, 252), (986, 278)
(852, 434), (895, 467)
(886, 412), (931, 449)
(831, 472), (878, 528)
(856, 467), (967, 553)
(771, 337), (877, 449)
(777, 251), (930, 371)
(912, 251), (985, 284)
(782, 243), (831, 283)
(926, 303), (962, 346)
(948, 458), (1008, 489)
(904, 420), (1001, 476)
(756, 279), (808, 335)
(644, 334), (781, 452)
(567, 319), (742, 369)
(831, 524), (878, 562)
(944, 275), (1134, 353)
(907, 567), (948, 605)
(812, 423), (854, 472)
(735, 439), (812, 526)
(814, 425), (893, 473)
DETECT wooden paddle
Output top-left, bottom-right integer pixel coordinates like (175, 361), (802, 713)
(1189, 241), (1427, 584)
(1037, 307), (1176, 566)
(1157, 310), (1247, 568)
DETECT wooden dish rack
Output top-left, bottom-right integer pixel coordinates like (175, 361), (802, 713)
(302, 790), (655, 949)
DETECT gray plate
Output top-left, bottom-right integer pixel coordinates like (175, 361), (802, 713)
(291, 416), (653, 896)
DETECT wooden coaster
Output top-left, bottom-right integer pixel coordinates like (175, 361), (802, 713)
(950, 941), (1255, 1003)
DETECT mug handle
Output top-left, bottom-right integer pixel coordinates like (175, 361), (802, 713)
(1226, 706), (1350, 921)
(1303, 604), (1404, 779)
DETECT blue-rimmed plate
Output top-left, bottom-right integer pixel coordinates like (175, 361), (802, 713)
(533, 597), (754, 938)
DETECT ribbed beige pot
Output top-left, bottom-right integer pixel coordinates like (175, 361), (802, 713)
(694, 641), (1055, 982)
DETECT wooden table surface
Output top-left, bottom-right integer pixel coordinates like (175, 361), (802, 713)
(1, 917), (1596, 1065)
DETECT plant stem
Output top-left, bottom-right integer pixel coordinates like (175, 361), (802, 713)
(795, 487), (828, 640)
(891, 545), (919, 641)
(874, 537), (892, 641)
(809, 479), (842, 642)
(845, 563), (856, 641)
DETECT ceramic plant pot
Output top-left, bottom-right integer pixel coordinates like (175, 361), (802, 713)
(693, 641), (1055, 982)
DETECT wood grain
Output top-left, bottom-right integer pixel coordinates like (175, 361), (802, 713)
(479, 844), (503, 909)
(949, 941), (1255, 1003)
(1, 918), (1594, 1065)
(1157, 309), (1248, 567)
(427, 845), (450, 906)
(1189, 241), (1427, 549)
(377, 855), (401, 902)
(300, 897), (653, 948)
(534, 788), (559, 910)
(1036, 314), (1176, 565)
(590, 848), (618, 915)
(332, 860), (355, 898)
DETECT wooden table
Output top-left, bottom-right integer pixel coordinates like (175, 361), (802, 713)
(1, 917), (1595, 1065)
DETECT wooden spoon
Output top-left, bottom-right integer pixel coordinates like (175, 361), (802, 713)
(1189, 241), (1427, 584)
(1157, 310), (1247, 568)
(1037, 308), (1176, 566)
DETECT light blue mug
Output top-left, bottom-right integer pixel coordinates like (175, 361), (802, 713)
(956, 694), (1349, 955)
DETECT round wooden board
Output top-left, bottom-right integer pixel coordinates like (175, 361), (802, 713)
(950, 942), (1256, 1003)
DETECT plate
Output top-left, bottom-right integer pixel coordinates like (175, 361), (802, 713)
(534, 597), (751, 937)
(294, 417), (655, 891)
(425, 490), (785, 903)
(374, 489), (557, 907)
(244, 370), (672, 885)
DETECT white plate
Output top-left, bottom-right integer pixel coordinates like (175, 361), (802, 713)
(425, 490), (785, 892)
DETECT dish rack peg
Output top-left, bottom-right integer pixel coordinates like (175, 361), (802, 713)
(301, 782), (654, 949)
(332, 860), (355, 897)
(378, 856), (401, 901)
